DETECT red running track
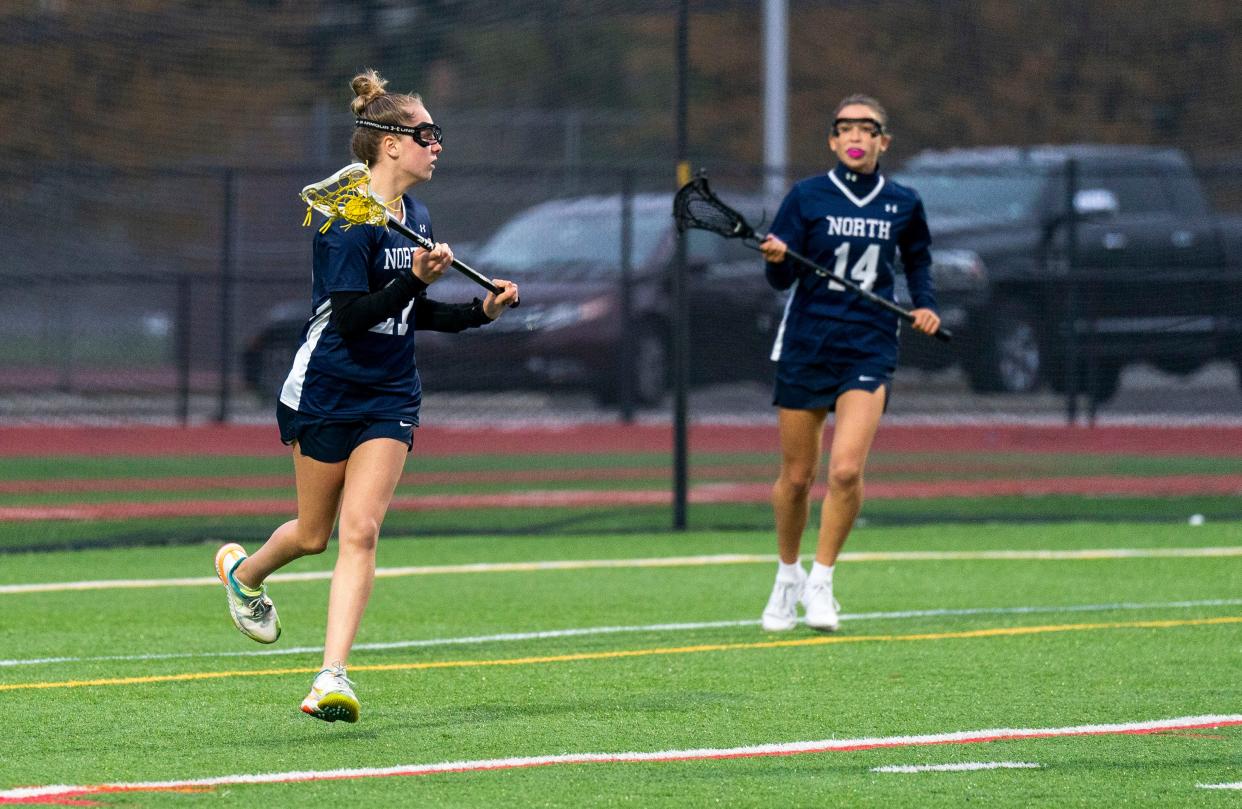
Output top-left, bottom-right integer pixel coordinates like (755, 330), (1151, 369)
(2, 423), (1241, 457)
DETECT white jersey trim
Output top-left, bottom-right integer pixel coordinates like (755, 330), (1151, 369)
(769, 289), (796, 362)
(279, 299), (332, 411)
(827, 168), (886, 209)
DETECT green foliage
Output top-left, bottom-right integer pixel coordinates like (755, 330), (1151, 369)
(3, 1), (1240, 170)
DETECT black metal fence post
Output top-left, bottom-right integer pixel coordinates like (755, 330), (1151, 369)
(618, 169), (636, 422)
(176, 274), (192, 425)
(1063, 158), (1080, 425)
(672, 0), (690, 530)
(216, 168), (236, 424)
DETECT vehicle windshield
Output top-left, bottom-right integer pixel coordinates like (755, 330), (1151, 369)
(476, 204), (671, 276)
(893, 169), (1050, 228)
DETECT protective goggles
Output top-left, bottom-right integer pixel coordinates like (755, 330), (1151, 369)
(832, 117), (885, 137)
(355, 118), (443, 147)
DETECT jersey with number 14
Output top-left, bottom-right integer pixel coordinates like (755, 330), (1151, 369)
(766, 164), (936, 365)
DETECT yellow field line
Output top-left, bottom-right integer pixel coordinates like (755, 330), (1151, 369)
(2, 615), (1238, 693)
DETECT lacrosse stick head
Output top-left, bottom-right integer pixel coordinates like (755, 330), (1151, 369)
(300, 162), (390, 233)
(672, 173), (758, 241)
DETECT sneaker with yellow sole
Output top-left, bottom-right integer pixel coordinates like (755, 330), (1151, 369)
(301, 664), (360, 723)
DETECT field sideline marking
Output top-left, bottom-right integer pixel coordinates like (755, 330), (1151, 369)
(872, 761), (1041, 773)
(1, 715), (1238, 803)
(3, 597), (1240, 669)
(2, 616), (1238, 693)
(3, 546), (1241, 596)
(1199, 781), (1242, 789)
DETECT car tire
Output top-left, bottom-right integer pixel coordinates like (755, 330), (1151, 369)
(595, 322), (669, 408)
(1047, 358), (1124, 404)
(1150, 356), (1203, 376)
(964, 304), (1043, 394)
(254, 342), (290, 405)
(632, 326), (670, 405)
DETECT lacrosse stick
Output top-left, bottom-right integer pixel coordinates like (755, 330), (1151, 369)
(673, 174), (949, 342)
(300, 163), (517, 306)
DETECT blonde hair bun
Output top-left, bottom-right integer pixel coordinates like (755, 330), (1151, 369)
(350, 69), (389, 116)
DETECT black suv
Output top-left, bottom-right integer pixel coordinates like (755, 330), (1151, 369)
(893, 145), (1242, 400)
(243, 192), (784, 406)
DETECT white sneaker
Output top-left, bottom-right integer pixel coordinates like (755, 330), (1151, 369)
(301, 664), (360, 723)
(803, 580), (841, 632)
(761, 566), (807, 631)
(214, 543), (281, 644)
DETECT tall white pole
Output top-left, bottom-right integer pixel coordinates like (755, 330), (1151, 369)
(763, 0), (788, 204)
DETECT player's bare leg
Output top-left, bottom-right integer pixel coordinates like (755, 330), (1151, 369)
(772, 407), (829, 562)
(302, 438), (406, 722)
(804, 386), (886, 630)
(763, 407), (828, 630)
(214, 445), (345, 644)
(815, 387), (885, 566)
(235, 447), (347, 586)
(321, 437), (407, 668)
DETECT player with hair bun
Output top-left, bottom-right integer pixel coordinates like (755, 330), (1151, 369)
(212, 69), (519, 723)
(758, 94), (941, 633)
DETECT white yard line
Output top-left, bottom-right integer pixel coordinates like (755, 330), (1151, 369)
(872, 761), (1041, 773)
(3, 547), (1240, 595)
(2, 597), (1239, 669)
(2, 715), (1237, 803)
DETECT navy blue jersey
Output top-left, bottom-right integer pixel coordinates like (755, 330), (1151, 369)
(279, 194), (434, 422)
(767, 163), (936, 366)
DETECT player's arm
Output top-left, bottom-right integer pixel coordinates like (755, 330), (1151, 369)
(318, 221), (426, 339)
(415, 279), (520, 332)
(329, 274), (427, 338)
(898, 198), (941, 334)
(762, 188), (806, 291)
(413, 295), (491, 333)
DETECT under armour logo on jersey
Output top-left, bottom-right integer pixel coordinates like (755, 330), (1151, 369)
(884, 203), (899, 213)
(418, 224), (427, 233)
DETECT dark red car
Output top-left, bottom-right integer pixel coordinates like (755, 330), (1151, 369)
(243, 192), (784, 407)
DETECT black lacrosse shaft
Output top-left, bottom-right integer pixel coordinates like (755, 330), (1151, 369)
(779, 245), (952, 343)
(384, 213), (520, 306)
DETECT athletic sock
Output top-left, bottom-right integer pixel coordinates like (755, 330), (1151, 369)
(808, 561), (834, 587)
(228, 561), (264, 599)
(777, 560), (805, 582)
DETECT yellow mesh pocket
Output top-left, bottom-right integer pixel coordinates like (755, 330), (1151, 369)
(300, 164), (395, 233)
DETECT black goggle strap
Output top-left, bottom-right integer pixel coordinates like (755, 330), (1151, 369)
(354, 118), (442, 146)
(832, 117), (885, 135)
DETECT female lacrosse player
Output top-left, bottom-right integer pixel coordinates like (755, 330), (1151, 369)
(757, 94), (940, 632)
(213, 69), (519, 723)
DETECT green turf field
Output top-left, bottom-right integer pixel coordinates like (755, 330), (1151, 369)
(2, 521), (1239, 807)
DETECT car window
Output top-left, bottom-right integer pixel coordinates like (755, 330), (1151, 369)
(893, 169), (1048, 227)
(686, 229), (723, 263)
(1080, 165), (1172, 214)
(477, 205), (670, 275)
(1161, 167), (1209, 216)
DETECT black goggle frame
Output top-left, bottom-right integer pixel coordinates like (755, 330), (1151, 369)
(355, 118), (443, 147)
(831, 117), (885, 137)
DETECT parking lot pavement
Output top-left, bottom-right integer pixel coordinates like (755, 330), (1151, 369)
(1, 363), (1237, 427)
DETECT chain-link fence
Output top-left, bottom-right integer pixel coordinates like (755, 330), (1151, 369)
(2, 156), (1238, 425)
